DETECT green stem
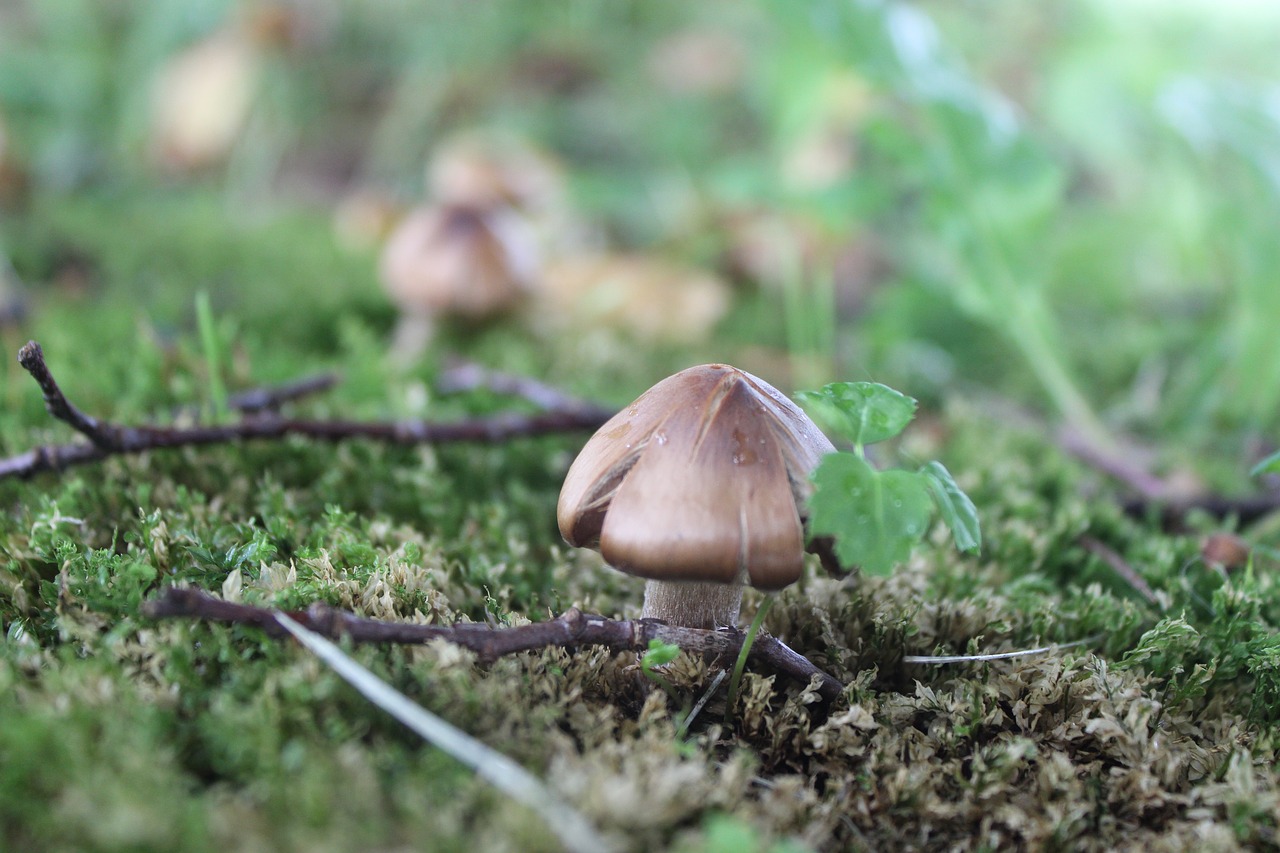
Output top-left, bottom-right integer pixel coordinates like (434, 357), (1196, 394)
(196, 292), (230, 423)
(724, 597), (774, 724)
(920, 111), (1115, 454)
(1006, 309), (1115, 453)
(641, 666), (678, 701)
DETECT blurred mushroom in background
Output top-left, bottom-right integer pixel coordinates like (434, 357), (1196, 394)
(429, 132), (565, 215)
(147, 27), (261, 175)
(535, 254), (730, 346)
(719, 207), (888, 319)
(146, 1), (334, 177)
(333, 189), (405, 252)
(379, 203), (540, 361)
(428, 131), (594, 256)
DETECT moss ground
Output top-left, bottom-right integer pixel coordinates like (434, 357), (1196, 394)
(0, 188), (1277, 852)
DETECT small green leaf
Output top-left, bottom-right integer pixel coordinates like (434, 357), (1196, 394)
(808, 453), (933, 575)
(919, 461), (982, 553)
(795, 382), (918, 447)
(1251, 450), (1280, 477)
(641, 639), (681, 669)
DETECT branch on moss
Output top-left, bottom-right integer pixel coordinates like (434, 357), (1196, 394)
(142, 586), (846, 702)
(1118, 494), (1280, 528)
(1078, 535), (1161, 608)
(1, 341), (614, 481)
(437, 359), (599, 413)
(982, 394), (1280, 527)
(226, 372), (341, 414)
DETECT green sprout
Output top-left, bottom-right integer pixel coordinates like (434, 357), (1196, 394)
(640, 639), (681, 699)
(195, 291), (230, 423)
(797, 381), (981, 575)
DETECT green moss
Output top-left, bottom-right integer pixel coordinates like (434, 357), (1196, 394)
(3, 2), (1280, 849)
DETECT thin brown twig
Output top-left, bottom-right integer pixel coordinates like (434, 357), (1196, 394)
(1078, 535), (1161, 608)
(980, 392), (1280, 526)
(437, 359), (599, 413)
(18, 341), (119, 449)
(1055, 426), (1170, 501)
(141, 586), (846, 702)
(1, 341), (614, 482)
(1119, 494), (1280, 528)
(227, 372), (341, 414)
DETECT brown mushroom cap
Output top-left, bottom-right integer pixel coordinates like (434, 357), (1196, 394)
(557, 363), (835, 590)
(378, 204), (539, 319)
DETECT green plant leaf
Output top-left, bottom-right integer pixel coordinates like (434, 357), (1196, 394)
(795, 382), (918, 447)
(1251, 450), (1280, 477)
(919, 461), (982, 553)
(808, 453), (933, 575)
(641, 639), (681, 669)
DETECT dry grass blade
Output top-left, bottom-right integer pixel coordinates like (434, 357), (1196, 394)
(274, 614), (615, 853)
(901, 636), (1100, 665)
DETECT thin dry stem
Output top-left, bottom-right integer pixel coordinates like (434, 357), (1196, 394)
(1, 340), (613, 481)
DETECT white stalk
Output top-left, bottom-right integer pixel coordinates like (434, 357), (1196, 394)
(641, 579), (742, 629)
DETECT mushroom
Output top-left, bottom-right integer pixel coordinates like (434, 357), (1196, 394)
(147, 28), (260, 174)
(557, 363), (835, 629)
(536, 254), (731, 345)
(428, 132), (566, 216)
(378, 203), (540, 359)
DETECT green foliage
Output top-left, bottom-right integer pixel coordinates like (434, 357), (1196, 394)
(1251, 450), (1280, 477)
(809, 454), (934, 574)
(801, 381), (980, 575)
(682, 814), (810, 853)
(794, 381), (917, 449)
(919, 461), (982, 553)
(641, 639), (682, 670)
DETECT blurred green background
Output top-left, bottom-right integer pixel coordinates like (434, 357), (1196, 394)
(2, 0), (1279, 472)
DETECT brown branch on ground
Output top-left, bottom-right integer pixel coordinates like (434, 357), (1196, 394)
(18, 341), (120, 449)
(227, 372), (341, 414)
(1054, 426), (1171, 501)
(980, 394), (1280, 528)
(436, 359), (599, 413)
(0, 341), (615, 482)
(1078, 535), (1161, 608)
(142, 586), (846, 702)
(1118, 494), (1280, 528)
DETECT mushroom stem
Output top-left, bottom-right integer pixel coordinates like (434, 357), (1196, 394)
(389, 313), (437, 365)
(641, 580), (742, 629)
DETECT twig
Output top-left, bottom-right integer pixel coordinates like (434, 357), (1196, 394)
(677, 669), (727, 739)
(18, 341), (120, 449)
(437, 359), (599, 413)
(1055, 426), (1170, 501)
(1, 341), (613, 482)
(228, 373), (341, 414)
(981, 392), (1280, 527)
(1078, 535), (1161, 608)
(1119, 494), (1280, 528)
(141, 587), (847, 702)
